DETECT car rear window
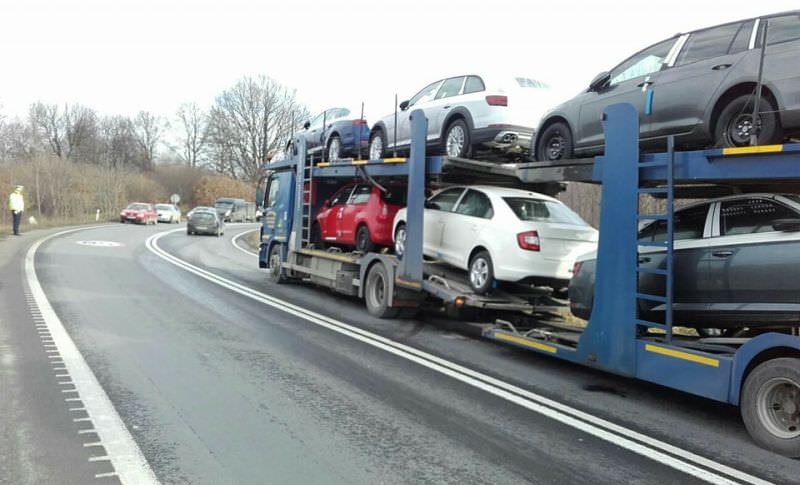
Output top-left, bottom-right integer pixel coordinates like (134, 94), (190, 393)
(155, 204), (171, 210)
(192, 212), (216, 222)
(504, 198), (587, 225)
(127, 203), (149, 210)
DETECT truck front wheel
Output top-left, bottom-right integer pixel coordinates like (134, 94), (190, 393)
(741, 357), (800, 457)
(268, 244), (287, 284)
(365, 262), (400, 319)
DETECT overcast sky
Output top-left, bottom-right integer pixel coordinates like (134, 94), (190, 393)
(0, 0), (797, 124)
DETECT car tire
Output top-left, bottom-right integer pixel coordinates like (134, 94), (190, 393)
(468, 250), (494, 294)
(268, 243), (287, 284)
(326, 135), (342, 162)
(364, 262), (400, 319)
(393, 223), (407, 259)
(310, 222), (325, 250)
(443, 119), (471, 158)
(536, 122), (574, 161)
(369, 129), (386, 160)
(740, 357), (800, 457)
(714, 94), (782, 148)
(355, 225), (376, 253)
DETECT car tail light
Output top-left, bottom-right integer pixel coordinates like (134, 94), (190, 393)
(352, 119), (368, 126)
(517, 231), (540, 251)
(572, 261), (582, 276)
(486, 95), (508, 106)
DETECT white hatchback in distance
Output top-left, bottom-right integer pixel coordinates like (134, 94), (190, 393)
(155, 203), (181, 223)
(368, 74), (553, 160)
(392, 186), (598, 293)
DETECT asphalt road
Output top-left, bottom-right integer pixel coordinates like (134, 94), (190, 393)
(3, 223), (799, 484)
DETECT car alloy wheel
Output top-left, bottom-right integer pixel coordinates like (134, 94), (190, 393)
(470, 257), (489, 289)
(328, 136), (342, 161)
(394, 224), (406, 258)
(369, 134), (383, 160)
(546, 136), (566, 159)
(446, 125), (466, 157)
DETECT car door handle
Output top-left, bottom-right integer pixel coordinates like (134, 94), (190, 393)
(637, 80), (653, 88)
(443, 105), (451, 109)
(638, 256), (651, 264)
(712, 63), (732, 71)
(712, 250), (734, 257)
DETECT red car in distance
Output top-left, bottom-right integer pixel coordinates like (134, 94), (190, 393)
(311, 183), (406, 252)
(120, 202), (158, 225)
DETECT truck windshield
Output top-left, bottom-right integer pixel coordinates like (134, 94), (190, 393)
(503, 197), (588, 226)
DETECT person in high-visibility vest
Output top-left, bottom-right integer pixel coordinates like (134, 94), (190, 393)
(8, 185), (24, 236)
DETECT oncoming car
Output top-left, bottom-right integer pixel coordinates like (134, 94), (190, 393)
(120, 202), (157, 225)
(155, 203), (181, 223)
(392, 186), (598, 293)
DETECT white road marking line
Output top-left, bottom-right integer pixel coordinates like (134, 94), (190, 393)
(28, 227), (159, 485)
(83, 442), (103, 447)
(77, 429), (97, 434)
(65, 397), (82, 402)
(74, 417), (93, 423)
(149, 228), (770, 485)
(70, 407), (87, 412)
(95, 472), (118, 479)
(230, 228), (259, 257)
(89, 456), (111, 462)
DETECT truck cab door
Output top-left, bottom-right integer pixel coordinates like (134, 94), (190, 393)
(262, 171), (294, 245)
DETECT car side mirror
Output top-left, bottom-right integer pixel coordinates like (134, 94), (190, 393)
(399, 100), (410, 111)
(323, 198), (330, 207)
(589, 71), (610, 91)
(772, 218), (800, 232)
(303, 120), (311, 130)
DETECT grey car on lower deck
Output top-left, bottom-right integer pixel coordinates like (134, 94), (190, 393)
(534, 11), (800, 161)
(569, 194), (800, 330)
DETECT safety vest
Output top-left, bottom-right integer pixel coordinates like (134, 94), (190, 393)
(8, 192), (24, 212)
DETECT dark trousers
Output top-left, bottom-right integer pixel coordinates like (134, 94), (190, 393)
(11, 211), (21, 235)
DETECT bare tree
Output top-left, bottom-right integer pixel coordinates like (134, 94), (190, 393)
(63, 103), (99, 162)
(133, 111), (163, 170)
(99, 115), (139, 169)
(207, 76), (307, 181)
(175, 102), (208, 168)
(29, 102), (64, 158)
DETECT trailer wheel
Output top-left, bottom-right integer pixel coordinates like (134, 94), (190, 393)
(365, 263), (400, 319)
(741, 357), (800, 457)
(268, 244), (287, 284)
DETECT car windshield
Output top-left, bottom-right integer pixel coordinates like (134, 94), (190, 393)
(215, 202), (233, 209)
(155, 204), (172, 210)
(504, 197), (588, 225)
(126, 203), (149, 211)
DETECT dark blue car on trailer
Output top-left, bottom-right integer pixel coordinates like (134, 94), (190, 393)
(296, 107), (370, 161)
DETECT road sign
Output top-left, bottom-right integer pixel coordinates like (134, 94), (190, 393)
(170, 193), (181, 204)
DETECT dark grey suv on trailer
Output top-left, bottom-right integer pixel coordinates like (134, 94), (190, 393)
(569, 194), (800, 332)
(534, 11), (800, 161)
